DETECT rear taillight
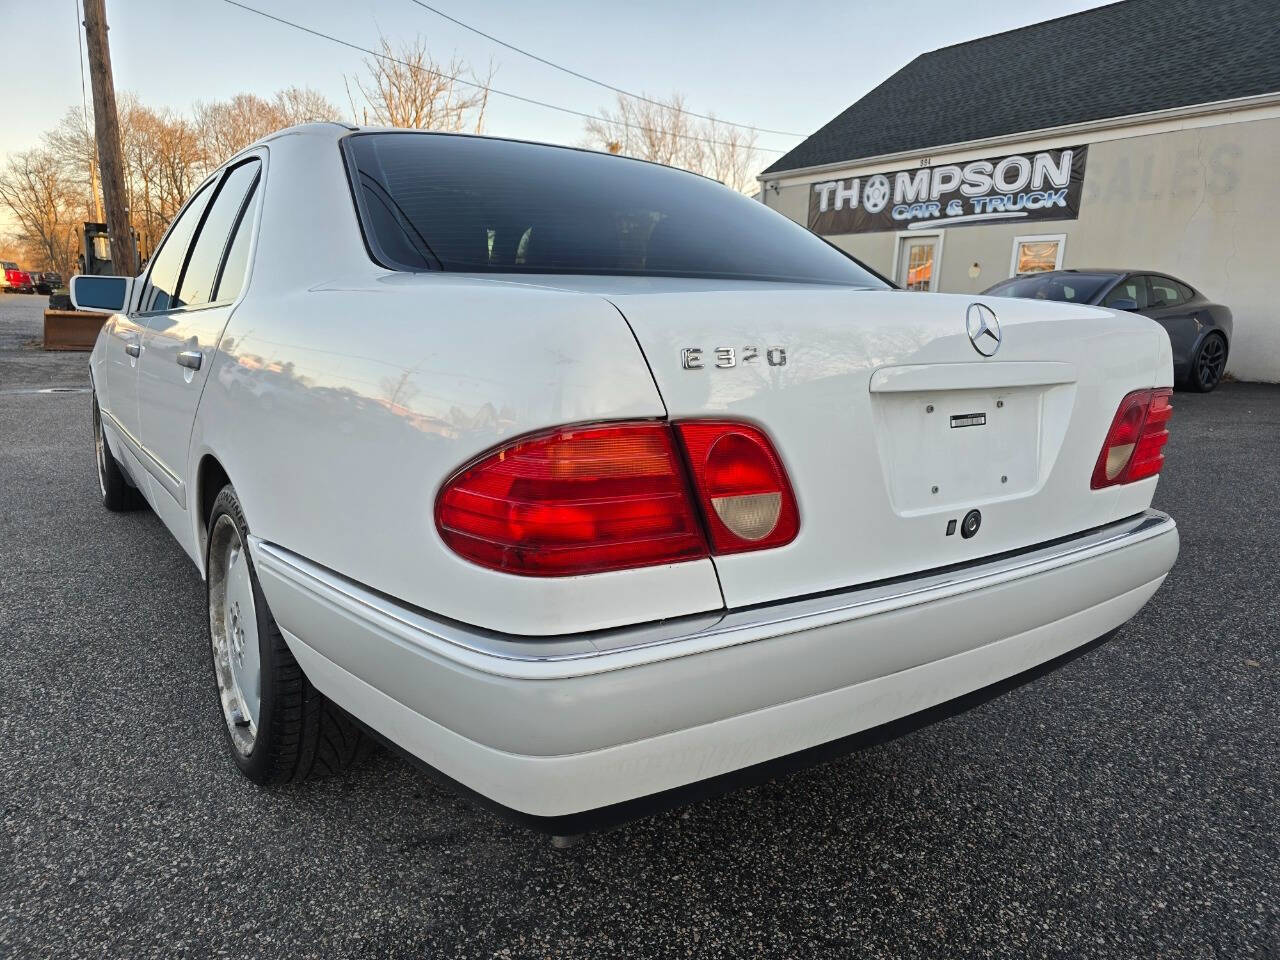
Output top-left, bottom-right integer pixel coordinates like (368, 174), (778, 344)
(435, 422), (708, 576)
(1091, 388), (1173, 489)
(674, 421), (799, 554)
(436, 420), (800, 575)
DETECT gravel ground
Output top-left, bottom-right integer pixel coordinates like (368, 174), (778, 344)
(1, 294), (1276, 958)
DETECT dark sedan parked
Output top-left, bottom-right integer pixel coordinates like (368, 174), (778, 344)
(983, 269), (1232, 392)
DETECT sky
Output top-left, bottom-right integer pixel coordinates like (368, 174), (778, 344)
(1, 0), (1112, 212)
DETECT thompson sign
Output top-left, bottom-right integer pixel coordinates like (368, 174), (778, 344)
(808, 146), (1088, 235)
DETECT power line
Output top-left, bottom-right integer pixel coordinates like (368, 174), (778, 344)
(74, 0), (104, 224)
(403, 0), (803, 138)
(74, 0), (90, 126)
(220, 0), (789, 154)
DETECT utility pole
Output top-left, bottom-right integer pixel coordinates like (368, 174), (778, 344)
(81, 0), (136, 277)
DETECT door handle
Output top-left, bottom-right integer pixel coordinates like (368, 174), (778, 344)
(177, 350), (203, 371)
(124, 342), (141, 358)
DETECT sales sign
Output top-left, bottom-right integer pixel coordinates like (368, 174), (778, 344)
(807, 145), (1089, 235)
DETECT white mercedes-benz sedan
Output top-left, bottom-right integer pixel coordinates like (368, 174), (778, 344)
(75, 123), (1179, 834)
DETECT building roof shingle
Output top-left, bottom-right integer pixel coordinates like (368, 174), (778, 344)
(764, 0), (1280, 175)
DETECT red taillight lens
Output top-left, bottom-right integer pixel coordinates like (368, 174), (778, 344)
(435, 422), (708, 576)
(675, 421), (799, 553)
(437, 419), (802, 576)
(1091, 388), (1173, 489)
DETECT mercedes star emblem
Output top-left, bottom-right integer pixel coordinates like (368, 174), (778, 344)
(966, 302), (1002, 357)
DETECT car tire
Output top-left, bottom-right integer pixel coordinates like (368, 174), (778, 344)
(205, 484), (370, 785)
(93, 394), (145, 511)
(1189, 332), (1227, 393)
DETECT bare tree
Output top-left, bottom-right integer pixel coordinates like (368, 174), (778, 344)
(7, 55), (495, 280)
(0, 147), (81, 277)
(44, 107), (98, 220)
(193, 86), (339, 169)
(349, 35), (493, 132)
(583, 93), (761, 194)
(0, 236), (24, 264)
(33, 85), (341, 268)
(44, 95), (188, 260)
(700, 121), (760, 196)
(584, 93), (699, 170)
(146, 109), (205, 227)
(273, 85), (339, 126)
(193, 94), (280, 169)
(120, 101), (169, 258)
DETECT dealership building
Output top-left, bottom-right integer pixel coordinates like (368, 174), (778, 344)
(759, 0), (1280, 382)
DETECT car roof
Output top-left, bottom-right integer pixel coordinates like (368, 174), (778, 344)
(252, 122), (722, 183)
(996, 269), (1191, 280)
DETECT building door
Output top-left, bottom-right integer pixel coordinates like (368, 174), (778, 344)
(896, 235), (940, 291)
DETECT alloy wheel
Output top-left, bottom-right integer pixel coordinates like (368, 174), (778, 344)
(208, 514), (263, 756)
(92, 401), (107, 499)
(1198, 336), (1226, 389)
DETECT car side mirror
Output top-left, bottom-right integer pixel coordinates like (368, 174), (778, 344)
(1108, 298), (1139, 312)
(70, 275), (133, 313)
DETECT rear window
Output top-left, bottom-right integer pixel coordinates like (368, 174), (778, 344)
(343, 132), (886, 286)
(985, 273), (1113, 303)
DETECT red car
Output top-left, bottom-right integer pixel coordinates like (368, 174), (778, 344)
(2, 261), (35, 294)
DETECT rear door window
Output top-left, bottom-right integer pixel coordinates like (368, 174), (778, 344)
(1147, 276), (1185, 308)
(213, 177), (260, 303)
(1104, 276), (1149, 309)
(175, 159), (261, 308)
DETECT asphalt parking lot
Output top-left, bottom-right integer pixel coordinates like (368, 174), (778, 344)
(1, 292), (1276, 959)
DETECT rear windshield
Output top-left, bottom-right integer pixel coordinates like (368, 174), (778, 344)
(985, 273), (1113, 303)
(343, 132), (886, 286)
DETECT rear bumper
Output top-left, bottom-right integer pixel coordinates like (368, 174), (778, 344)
(252, 510), (1178, 827)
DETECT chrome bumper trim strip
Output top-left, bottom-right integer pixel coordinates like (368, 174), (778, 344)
(250, 509), (1176, 680)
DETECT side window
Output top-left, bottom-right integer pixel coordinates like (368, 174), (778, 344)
(1104, 276), (1149, 309)
(137, 180), (216, 313)
(1174, 280), (1196, 302)
(175, 160), (261, 308)
(213, 176), (261, 302)
(1147, 276), (1184, 308)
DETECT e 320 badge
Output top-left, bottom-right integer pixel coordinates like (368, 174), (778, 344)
(681, 346), (787, 370)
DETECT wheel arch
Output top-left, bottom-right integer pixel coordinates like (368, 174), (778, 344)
(1185, 326), (1230, 391)
(195, 453), (232, 574)
(1191, 325), (1230, 364)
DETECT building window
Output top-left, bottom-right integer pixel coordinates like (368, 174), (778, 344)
(895, 232), (944, 292)
(1010, 234), (1066, 276)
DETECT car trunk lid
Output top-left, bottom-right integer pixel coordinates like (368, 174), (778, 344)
(448, 275), (1168, 609)
(598, 281), (1167, 608)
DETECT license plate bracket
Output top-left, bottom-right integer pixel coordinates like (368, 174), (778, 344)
(871, 386), (1046, 514)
